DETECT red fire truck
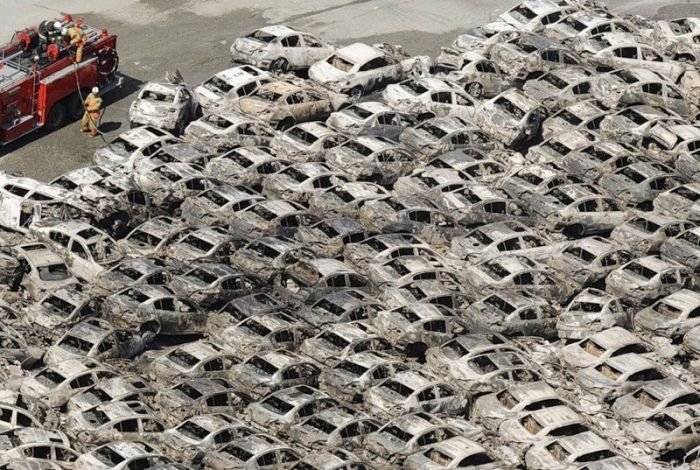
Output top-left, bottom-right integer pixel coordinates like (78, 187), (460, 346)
(0, 15), (120, 145)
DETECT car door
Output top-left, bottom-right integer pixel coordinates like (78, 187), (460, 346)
(285, 91), (308, 122)
(279, 34), (305, 68)
(67, 239), (94, 280)
(305, 90), (331, 119)
(429, 91), (454, 117)
(611, 46), (640, 70)
(664, 83), (687, 115)
(359, 57), (392, 92)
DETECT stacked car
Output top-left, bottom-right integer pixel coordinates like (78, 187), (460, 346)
(6, 0), (700, 467)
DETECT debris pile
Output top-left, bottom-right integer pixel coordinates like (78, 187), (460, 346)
(6, 1), (700, 468)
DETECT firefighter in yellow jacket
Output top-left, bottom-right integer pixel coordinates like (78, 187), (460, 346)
(81, 87), (102, 137)
(62, 26), (86, 62)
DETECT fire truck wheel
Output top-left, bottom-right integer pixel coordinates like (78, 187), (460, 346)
(45, 103), (67, 130)
(67, 93), (87, 120)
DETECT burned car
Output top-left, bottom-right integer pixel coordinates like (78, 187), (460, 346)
(325, 136), (415, 185)
(154, 378), (251, 422)
(635, 289), (700, 338)
(245, 385), (335, 436)
(522, 66), (595, 111)
(213, 312), (310, 357)
(365, 369), (468, 418)
(309, 42), (431, 100)
(95, 257), (173, 292)
(473, 88), (546, 146)
(326, 100), (414, 140)
(203, 146), (289, 190)
(655, 183), (700, 222)
(661, 225), (700, 272)
(295, 217), (367, 258)
(168, 263), (259, 309)
(179, 184), (264, 227)
(560, 326), (653, 370)
(577, 32), (687, 82)
(557, 288), (630, 339)
(489, 31), (580, 81)
(575, 352), (667, 400)
(439, 52), (513, 99)
(262, 162), (348, 204)
(358, 196), (457, 235)
(119, 216), (190, 259)
(464, 255), (572, 304)
(597, 161), (682, 208)
(230, 25), (335, 72)
(606, 255), (691, 306)
(6, 243), (78, 300)
(544, 9), (638, 43)
(183, 111), (276, 153)
(166, 226), (240, 263)
(44, 318), (146, 365)
(308, 181), (389, 219)
(371, 303), (467, 350)
(228, 349), (321, 399)
(541, 99), (608, 138)
(93, 125), (179, 170)
(547, 236), (632, 288)
(202, 433), (301, 469)
(611, 212), (694, 256)
(361, 412), (471, 467)
(270, 122), (347, 163)
(300, 321), (390, 366)
(319, 351), (409, 404)
(145, 340), (239, 384)
(464, 290), (558, 337)
(592, 68), (687, 117)
(400, 116), (495, 158)
(160, 414), (254, 464)
(404, 435), (503, 469)
(20, 358), (117, 408)
(231, 236), (313, 282)
(232, 80), (349, 130)
(129, 76), (199, 135)
(24, 284), (101, 336)
(102, 285), (206, 337)
(297, 289), (380, 327)
(64, 400), (166, 449)
(529, 183), (627, 238)
(193, 64), (271, 112)
(499, 0), (575, 33)
(30, 220), (124, 281)
(383, 77), (478, 121)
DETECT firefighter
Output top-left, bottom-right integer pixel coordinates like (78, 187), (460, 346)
(62, 26), (86, 62)
(81, 87), (102, 137)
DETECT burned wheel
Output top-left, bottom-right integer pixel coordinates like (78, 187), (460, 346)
(45, 103), (67, 130)
(349, 86), (364, 101)
(279, 117), (295, 131)
(467, 82), (484, 99)
(271, 58), (289, 73)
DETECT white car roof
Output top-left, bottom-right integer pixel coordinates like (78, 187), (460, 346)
(257, 25), (298, 37)
(337, 43), (383, 64)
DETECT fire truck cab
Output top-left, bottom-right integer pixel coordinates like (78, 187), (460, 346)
(0, 15), (120, 145)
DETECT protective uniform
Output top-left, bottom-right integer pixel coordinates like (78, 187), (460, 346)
(81, 89), (102, 137)
(66, 26), (86, 62)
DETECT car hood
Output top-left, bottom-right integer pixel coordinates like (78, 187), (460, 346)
(310, 60), (348, 84)
(232, 37), (268, 55)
